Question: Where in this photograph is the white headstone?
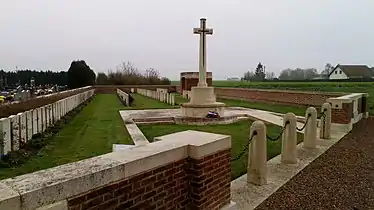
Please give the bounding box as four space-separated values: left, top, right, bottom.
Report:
32 109 38 135
37 108 43 133
9 115 20 151
0 118 11 156
18 113 27 143
26 111 33 141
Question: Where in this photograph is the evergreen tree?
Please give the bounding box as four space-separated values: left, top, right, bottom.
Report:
254 62 265 81
67 60 96 89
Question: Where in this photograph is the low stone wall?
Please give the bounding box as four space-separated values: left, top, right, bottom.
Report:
214 87 344 107
137 88 175 105
327 93 369 132
0 88 95 156
95 85 176 94
0 86 93 118
0 130 232 210
116 89 129 106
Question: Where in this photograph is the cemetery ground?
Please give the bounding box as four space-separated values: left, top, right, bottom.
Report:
139 121 303 179
0 93 170 179
174 94 306 116
0 92 305 180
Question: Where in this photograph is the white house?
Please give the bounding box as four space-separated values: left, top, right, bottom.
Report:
328 64 373 80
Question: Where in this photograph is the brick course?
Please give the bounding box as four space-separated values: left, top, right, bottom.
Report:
214 88 343 107
67 149 231 210
331 102 353 124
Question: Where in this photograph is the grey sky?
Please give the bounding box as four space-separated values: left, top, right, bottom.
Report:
1 0 373 80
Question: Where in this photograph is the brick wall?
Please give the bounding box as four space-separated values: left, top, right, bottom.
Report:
214 88 344 107
331 102 353 124
181 78 213 92
67 159 189 210
188 149 231 209
66 149 231 210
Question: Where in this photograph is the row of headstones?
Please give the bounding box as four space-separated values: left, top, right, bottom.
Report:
116 89 129 106
247 102 332 186
182 90 192 99
137 88 176 105
0 88 95 156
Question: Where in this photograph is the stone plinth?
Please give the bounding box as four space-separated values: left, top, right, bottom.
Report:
181 86 226 118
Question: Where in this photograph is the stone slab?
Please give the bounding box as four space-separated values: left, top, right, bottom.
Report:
112 144 135 152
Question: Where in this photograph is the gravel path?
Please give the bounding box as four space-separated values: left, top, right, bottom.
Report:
255 117 374 210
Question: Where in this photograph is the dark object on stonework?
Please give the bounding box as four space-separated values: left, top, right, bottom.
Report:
206 111 219 118
128 94 134 106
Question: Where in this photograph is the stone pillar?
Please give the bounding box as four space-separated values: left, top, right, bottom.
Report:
9 115 20 151
32 109 38 135
247 120 267 185
26 111 33 141
281 113 297 164
0 118 11 156
319 103 331 139
18 113 27 143
303 107 317 149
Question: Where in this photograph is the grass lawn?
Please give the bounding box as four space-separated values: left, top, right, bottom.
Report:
129 94 173 109
0 94 134 179
139 120 303 180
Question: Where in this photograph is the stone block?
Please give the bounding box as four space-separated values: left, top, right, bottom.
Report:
26 111 33 141
0 118 12 156
18 113 27 143
9 115 20 151
32 109 38 135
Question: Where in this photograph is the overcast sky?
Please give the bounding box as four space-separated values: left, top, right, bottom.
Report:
1 1 373 80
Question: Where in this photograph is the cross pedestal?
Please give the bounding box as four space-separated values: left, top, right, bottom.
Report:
181 18 226 118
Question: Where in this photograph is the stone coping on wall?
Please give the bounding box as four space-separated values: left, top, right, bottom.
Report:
327 92 368 104
0 130 231 210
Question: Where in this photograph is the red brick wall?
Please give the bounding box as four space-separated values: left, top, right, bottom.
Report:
67 149 231 210
215 88 343 107
331 103 353 124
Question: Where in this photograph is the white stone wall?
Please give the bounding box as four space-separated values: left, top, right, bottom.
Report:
116 89 129 106
137 88 175 106
0 87 95 156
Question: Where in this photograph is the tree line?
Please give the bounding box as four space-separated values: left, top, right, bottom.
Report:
242 63 340 81
0 60 170 89
96 61 170 85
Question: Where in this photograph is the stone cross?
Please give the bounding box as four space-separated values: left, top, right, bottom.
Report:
193 18 213 87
